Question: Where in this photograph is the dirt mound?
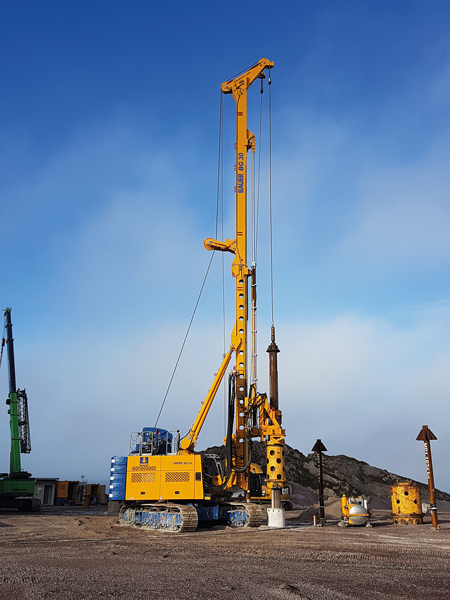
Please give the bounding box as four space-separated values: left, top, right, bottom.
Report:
280 444 450 503
298 497 344 523
202 442 450 508
289 482 318 508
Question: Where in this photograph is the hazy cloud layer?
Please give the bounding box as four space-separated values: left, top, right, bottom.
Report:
2 309 448 491
2 106 449 491
342 139 450 266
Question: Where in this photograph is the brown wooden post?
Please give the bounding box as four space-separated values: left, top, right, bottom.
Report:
416 425 438 528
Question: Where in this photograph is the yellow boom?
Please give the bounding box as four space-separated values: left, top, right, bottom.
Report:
182 58 285 497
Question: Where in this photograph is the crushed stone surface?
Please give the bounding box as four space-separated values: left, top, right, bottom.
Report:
0 507 449 599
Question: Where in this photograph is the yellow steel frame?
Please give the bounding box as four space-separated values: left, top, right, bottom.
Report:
178 58 285 494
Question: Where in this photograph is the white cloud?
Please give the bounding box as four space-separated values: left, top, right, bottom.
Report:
1 308 449 494
0 321 229 483
277 311 450 491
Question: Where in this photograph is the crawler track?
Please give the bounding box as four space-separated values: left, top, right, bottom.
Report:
119 501 262 531
176 504 199 532
119 503 199 533
223 502 263 527
243 502 263 527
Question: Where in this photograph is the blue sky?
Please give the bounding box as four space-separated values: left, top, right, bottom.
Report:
1 1 450 492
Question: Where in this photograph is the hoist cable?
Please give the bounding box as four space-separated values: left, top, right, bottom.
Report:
251 141 255 265
251 142 257 389
205 372 234 491
268 67 275 325
218 90 227 435
155 92 225 428
224 60 260 88
219 92 226 356
255 78 263 263
222 249 227 437
154 251 215 428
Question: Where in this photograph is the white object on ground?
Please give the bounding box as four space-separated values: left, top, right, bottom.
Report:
267 508 285 528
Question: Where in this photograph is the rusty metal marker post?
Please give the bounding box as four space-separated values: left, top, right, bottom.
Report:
312 439 327 526
416 425 438 528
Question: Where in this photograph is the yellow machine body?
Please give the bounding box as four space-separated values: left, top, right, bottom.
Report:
117 59 284 532
125 454 204 502
249 463 292 506
391 480 423 525
340 495 370 526
341 495 349 520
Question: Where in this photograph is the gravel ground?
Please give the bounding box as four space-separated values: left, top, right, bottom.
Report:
1 506 449 600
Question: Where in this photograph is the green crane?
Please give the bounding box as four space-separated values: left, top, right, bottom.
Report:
0 308 39 511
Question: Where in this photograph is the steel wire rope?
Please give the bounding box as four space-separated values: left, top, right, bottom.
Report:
154 90 225 430
154 251 215 429
268 67 275 325
218 92 228 437
255 76 264 263
215 92 223 240
205 371 234 491
214 89 227 436
220 100 226 358
223 60 260 88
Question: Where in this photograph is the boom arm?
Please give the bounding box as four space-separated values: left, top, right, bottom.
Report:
179 350 233 454
221 58 274 96
4 308 22 474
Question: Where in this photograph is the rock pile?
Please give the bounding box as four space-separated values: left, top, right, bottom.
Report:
202 441 450 510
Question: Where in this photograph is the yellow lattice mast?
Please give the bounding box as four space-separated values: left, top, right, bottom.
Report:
180 58 285 509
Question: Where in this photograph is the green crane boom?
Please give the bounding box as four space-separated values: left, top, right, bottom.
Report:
5 308 22 473
0 308 37 511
